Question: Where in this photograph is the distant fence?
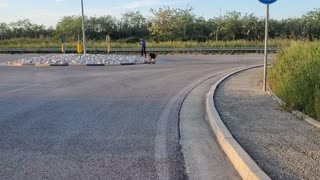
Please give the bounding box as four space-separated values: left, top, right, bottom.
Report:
0 47 279 54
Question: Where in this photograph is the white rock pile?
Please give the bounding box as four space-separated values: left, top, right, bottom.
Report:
10 54 147 65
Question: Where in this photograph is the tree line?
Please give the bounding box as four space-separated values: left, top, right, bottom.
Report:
1 7 320 42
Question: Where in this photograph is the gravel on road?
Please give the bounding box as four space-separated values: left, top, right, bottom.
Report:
215 68 320 180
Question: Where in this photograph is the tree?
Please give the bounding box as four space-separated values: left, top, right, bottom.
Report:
302 9 320 40
148 7 177 41
209 17 223 41
241 14 263 40
55 16 82 40
86 15 117 40
191 17 213 41
120 11 149 39
0 23 11 39
148 7 195 41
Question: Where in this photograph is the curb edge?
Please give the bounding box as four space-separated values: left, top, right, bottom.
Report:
267 85 320 129
7 62 147 67
206 65 271 180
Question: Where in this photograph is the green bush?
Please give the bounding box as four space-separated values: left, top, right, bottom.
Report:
269 42 320 120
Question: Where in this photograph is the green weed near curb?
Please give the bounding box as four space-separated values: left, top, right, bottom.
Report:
269 42 320 120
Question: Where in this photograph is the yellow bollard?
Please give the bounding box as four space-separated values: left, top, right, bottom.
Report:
107 43 111 54
61 44 65 53
77 43 83 54
61 35 66 54
106 35 111 54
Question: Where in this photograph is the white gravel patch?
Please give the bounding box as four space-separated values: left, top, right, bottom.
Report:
10 54 147 65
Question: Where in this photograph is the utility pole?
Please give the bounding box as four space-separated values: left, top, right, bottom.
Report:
81 0 87 55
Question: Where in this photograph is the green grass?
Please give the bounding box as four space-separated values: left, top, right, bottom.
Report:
269 41 320 120
0 38 293 49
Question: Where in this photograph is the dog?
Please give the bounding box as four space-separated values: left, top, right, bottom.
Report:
146 53 157 64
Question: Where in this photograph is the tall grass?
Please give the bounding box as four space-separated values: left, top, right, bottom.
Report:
0 38 292 49
269 42 320 120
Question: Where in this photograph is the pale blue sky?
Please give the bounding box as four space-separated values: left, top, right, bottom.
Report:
0 0 319 27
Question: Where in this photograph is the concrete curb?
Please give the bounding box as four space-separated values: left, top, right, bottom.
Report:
266 87 286 107
292 111 320 128
50 64 69 66
7 62 146 67
206 65 271 180
34 64 50 67
86 64 105 66
120 62 136 65
11 63 35 66
68 64 87 66
267 86 320 129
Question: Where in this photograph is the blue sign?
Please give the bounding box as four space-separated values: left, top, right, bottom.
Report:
259 0 277 4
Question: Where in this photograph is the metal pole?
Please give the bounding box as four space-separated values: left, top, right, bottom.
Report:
81 0 87 55
263 4 269 91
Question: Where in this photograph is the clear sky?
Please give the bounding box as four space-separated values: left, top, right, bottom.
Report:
0 0 319 27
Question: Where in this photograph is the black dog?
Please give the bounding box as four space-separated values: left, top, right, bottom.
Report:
146 53 157 64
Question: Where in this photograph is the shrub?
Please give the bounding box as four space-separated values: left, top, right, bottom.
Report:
269 42 320 120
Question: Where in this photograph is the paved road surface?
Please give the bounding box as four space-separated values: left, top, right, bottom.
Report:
0 54 261 179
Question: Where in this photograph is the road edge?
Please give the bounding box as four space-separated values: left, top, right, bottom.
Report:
206 65 271 180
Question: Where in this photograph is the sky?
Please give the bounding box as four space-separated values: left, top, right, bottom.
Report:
0 0 319 27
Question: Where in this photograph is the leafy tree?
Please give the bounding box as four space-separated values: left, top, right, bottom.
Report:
148 7 178 41
148 7 195 41
86 15 117 40
55 16 82 40
191 17 213 41
241 14 263 40
120 11 149 38
0 23 11 39
303 9 320 40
